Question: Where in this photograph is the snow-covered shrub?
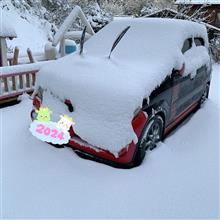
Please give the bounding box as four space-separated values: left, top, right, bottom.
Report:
122 0 146 16
42 0 71 26
101 0 124 16
11 0 45 19
83 2 112 32
210 36 220 63
141 0 174 17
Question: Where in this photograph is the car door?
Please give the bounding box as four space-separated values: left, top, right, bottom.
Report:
191 65 207 103
170 72 194 121
190 38 208 103
169 38 195 121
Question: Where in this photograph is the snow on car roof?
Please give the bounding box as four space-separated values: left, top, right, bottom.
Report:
0 9 17 38
37 18 209 153
85 18 208 60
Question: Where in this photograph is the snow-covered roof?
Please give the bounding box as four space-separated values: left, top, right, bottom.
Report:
144 8 220 32
37 18 209 153
175 0 220 4
0 9 17 38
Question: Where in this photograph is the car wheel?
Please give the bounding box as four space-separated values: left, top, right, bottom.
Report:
199 84 210 107
133 115 164 167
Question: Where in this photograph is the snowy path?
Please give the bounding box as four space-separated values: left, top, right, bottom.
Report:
1 64 219 219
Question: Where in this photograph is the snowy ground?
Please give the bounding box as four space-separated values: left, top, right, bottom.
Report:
1 64 219 219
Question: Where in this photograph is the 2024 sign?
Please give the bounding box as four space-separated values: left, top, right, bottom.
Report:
30 107 75 145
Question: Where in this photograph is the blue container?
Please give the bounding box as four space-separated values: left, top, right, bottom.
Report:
65 45 77 54
64 40 77 55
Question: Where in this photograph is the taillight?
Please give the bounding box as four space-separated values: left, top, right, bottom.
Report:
33 86 43 109
33 97 41 109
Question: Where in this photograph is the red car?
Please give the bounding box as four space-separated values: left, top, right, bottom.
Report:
31 18 211 168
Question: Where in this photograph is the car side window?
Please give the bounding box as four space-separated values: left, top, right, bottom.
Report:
181 38 192 54
194 37 205 46
171 69 189 85
196 65 206 75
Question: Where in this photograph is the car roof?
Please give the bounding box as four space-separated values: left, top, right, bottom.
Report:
85 18 208 61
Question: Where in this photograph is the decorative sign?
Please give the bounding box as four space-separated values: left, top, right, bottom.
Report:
30 107 75 145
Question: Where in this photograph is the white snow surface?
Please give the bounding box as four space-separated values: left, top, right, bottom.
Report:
0 60 51 75
184 45 210 77
37 18 209 153
0 9 17 38
1 64 219 219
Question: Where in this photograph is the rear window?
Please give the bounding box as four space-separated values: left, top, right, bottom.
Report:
194 37 205 46
182 38 192 53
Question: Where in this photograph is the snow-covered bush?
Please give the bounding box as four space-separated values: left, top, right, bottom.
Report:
141 0 174 17
42 0 112 32
42 0 71 26
11 0 45 19
83 2 112 32
210 36 220 63
122 0 146 16
101 0 124 16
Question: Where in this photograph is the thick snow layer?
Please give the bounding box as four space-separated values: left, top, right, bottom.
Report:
0 61 50 75
37 18 209 153
184 45 210 77
1 64 219 219
0 9 17 38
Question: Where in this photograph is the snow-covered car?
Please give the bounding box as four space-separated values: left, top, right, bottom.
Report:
31 18 212 168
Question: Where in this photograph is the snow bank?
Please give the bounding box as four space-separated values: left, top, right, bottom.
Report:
0 9 17 38
37 18 209 153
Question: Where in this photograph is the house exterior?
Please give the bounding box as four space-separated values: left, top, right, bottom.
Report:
175 0 220 29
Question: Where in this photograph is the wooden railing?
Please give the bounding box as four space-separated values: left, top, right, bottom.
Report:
0 70 37 102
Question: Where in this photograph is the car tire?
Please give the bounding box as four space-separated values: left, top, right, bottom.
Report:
199 83 210 107
133 115 164 167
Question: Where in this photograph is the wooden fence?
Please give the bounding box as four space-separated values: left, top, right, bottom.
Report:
0 70 38 104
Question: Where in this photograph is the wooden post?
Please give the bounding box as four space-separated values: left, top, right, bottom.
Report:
60 38 65 57
27 48 35 63
12 46 19 65
26 74 30 88
0 78 2 95
12 75 16 91
31 72 36 86
3 77 9 93
19 74 23 89
0 38 8 66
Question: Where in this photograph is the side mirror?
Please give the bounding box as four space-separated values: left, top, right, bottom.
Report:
172 63 185 78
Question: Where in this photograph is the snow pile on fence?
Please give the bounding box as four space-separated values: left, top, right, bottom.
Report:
37 18 209 153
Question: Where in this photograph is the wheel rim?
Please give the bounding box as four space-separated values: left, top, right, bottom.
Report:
147 122 161 149
140 119 162 150
200 86 208 104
